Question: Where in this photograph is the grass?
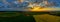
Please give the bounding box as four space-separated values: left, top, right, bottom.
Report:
0 12 60 22
0 12 35 22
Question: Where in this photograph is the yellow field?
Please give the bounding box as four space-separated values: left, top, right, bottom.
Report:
33 14 60 22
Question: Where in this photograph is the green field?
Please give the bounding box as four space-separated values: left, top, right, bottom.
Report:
0 12 60 22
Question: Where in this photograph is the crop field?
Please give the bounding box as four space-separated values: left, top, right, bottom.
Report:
0 12 60 22
33 14 60 22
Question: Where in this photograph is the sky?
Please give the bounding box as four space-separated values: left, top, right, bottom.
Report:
0 0 60 11
0 0 60 6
